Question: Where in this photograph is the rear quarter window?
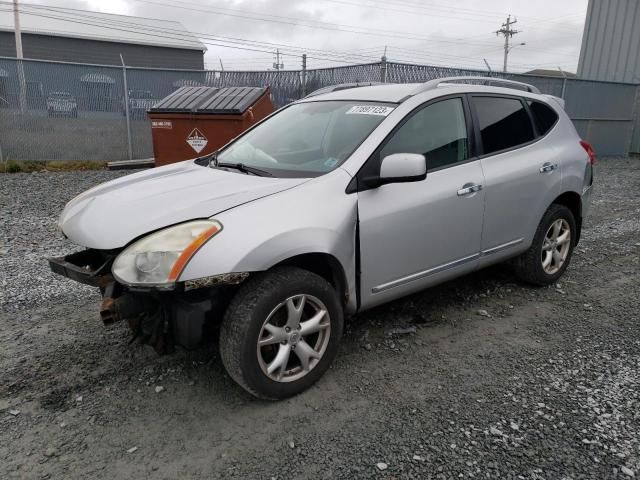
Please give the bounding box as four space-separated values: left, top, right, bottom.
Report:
527 100 559 136
472 96 535 155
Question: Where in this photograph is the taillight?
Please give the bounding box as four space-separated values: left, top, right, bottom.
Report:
580 140 596 165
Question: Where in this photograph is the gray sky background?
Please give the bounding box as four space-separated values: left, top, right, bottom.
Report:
18 0 589 72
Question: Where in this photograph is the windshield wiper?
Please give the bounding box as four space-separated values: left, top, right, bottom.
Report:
215 162 273 177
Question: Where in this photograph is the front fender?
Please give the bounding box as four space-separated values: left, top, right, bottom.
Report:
179 169 359 311
233 228 350 272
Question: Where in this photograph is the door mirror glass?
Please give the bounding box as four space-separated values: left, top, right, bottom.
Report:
376 153 427 185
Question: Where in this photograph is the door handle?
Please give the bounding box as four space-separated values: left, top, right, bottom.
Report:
457 183 483 196
540 162 558 173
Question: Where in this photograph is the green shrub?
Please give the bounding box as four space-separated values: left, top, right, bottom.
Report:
2 160 23 173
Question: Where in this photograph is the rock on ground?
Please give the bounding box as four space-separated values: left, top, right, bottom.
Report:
1 157 639 479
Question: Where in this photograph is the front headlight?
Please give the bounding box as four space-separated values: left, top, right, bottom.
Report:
112 220 222 287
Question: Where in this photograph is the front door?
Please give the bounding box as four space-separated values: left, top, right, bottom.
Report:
357 97 486 309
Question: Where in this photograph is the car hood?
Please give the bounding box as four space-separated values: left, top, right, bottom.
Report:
59 160 307 249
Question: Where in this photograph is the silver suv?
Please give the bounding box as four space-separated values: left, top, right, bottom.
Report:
50 77 595 399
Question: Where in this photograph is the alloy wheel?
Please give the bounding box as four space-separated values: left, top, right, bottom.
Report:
256 294 331 383
541 218 571 275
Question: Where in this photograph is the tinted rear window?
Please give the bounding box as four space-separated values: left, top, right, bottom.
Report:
528 100 559 136
473 96 535 155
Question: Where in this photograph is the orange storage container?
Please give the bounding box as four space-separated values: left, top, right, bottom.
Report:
148 86 274 167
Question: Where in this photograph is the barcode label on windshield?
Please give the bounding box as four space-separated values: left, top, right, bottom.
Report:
346 105 394 116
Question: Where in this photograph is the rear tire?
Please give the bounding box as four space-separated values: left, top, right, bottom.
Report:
512 204 576 286
219 267 343 400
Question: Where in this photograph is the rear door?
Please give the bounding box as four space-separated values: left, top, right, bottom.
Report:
470 95 563 264
357 96 486 309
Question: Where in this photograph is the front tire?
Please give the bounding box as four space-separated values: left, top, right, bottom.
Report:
512 203 576 286
219 267 344 400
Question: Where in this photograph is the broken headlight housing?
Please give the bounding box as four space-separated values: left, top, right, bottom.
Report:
112 220 222 288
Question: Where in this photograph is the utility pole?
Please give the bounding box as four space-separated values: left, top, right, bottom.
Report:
272 49 284 71
13 0 26 112
496 15 519 73
12 0 23 60
301 53 307 97
219 58 225 86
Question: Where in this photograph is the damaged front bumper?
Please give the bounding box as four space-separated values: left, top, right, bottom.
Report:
48 249 114 288
48 249 248 354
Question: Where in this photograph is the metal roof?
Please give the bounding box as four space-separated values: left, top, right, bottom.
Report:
0 6 206 52
150 86 269 114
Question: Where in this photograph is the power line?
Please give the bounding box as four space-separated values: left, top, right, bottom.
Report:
9 1 583 63
129 0 503 47
7 3 510 68
5 3 371 61
129 0 584 60
307 0 503 24
2 1 582 71
0 4 382 65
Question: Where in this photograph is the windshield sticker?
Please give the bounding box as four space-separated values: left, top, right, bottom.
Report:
324 157 338 168
346 105 394 116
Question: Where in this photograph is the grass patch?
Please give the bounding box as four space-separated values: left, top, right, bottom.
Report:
0 160 106 173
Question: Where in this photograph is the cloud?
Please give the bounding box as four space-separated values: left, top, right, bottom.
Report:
20 0 588 73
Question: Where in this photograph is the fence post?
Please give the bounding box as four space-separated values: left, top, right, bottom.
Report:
627 84 640 154
557 67 568 99
120 54 133 161
16 59 27 113
380 55 388 83
301 53 307 97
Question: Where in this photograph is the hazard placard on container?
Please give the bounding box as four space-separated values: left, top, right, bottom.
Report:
187 128 208 153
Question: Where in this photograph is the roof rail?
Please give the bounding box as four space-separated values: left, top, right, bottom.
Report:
410 76 540 96
304 82 384 98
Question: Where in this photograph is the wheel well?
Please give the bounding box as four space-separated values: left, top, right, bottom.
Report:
274 253 348 305
552 191 582 243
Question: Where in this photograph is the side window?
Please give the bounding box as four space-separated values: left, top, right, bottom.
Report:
380 98 469 170
527 100 559 136
473 96 535 155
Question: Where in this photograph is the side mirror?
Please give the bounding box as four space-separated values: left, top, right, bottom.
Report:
363 153 427 188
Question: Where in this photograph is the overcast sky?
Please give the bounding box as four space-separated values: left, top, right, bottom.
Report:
16 0 589 73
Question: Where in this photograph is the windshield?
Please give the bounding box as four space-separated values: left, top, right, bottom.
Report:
215 100 395 177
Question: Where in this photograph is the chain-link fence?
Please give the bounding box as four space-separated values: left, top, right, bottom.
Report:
0 56 638 161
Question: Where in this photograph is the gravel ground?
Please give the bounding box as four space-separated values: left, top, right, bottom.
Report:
1 158 639 479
